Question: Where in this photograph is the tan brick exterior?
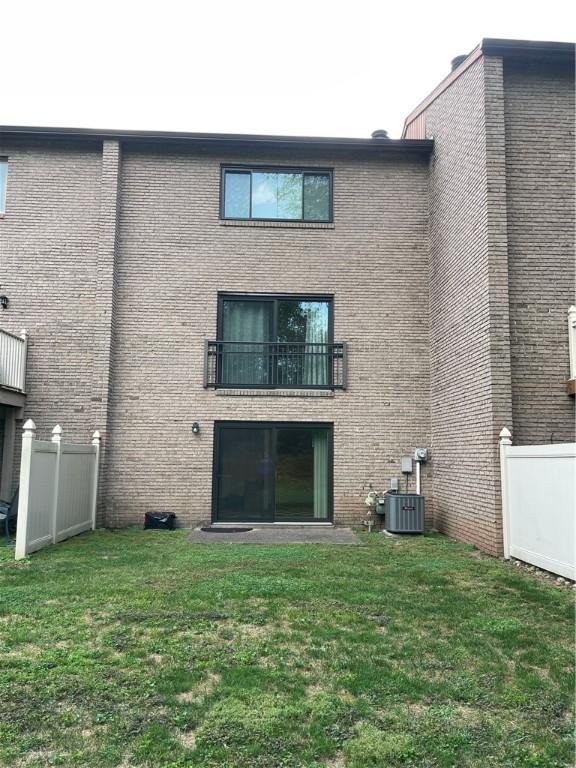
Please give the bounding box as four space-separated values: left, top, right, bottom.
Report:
405 51 575 554
103 147 432 528
1 42 573 553
0 139 102 445
0 142 432 529
419 56 513 555
503 58 576 444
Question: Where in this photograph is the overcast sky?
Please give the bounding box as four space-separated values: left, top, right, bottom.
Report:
2 0 574 138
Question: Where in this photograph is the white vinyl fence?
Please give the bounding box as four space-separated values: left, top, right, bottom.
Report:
15 420 101 559
499 428 576 579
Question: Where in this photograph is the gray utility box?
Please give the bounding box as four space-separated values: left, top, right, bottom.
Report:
375 493 425 533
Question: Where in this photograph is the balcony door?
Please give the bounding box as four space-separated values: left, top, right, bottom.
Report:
213 423 332 523
219 294 332 388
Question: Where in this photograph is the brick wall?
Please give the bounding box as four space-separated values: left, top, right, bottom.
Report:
0 139 103 448
503 58 576 444
2 54 572 544
421 56 512 555
0 139 432 529
408 51 574 554
102 147 432 528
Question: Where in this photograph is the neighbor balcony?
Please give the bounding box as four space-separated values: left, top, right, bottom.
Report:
0 328 27 393
0 328 28 408
203 340 347 390
568 305 576 396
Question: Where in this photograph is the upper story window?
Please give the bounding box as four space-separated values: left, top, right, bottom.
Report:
0 159 7 214
221 166 333 222
204 293 347 390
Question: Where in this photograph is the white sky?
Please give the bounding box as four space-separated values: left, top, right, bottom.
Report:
2 0 574 138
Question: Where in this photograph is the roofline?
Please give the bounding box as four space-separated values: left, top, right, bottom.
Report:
481 38 575 58
402 37 575 137
0 125 434 154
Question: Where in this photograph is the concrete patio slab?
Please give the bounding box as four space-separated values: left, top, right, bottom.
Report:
187 526 362 545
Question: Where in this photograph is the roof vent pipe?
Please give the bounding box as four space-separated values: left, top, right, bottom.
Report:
451 55 467 71
371 129 389 139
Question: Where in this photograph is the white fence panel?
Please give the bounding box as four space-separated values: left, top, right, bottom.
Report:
25 441 57 554
56 445 97 542
15 422 100 559
500 428 576 579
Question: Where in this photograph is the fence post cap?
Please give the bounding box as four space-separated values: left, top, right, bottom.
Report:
92 430 101 444
51 424 63 442
499 427 512 442
569 305 576 314
22 419 36 433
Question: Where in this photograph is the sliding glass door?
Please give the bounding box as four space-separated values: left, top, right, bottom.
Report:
215 426 275 522
219 295 332 388
214 423 332 523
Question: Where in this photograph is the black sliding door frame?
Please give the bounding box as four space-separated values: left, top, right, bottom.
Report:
212 421 334 523
217 293 334 346
216 293 335 390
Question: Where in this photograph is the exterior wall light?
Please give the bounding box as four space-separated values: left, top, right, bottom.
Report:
0 295 8 309
191 422 200 435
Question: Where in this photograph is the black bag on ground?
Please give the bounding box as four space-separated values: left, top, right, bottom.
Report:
144 512 176 530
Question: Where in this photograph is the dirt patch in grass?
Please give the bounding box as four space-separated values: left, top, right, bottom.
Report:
323 752 345 767
305 683 326 697
176 672 221 703
17 750 51 767
177 730 196 749
6 643 42 657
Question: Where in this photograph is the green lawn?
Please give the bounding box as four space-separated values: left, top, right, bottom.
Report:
0 531 573 768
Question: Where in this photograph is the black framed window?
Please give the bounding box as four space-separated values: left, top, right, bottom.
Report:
219 294 333 345
217 293 333 388
221 166 332 222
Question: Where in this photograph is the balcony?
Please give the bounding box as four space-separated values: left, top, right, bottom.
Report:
568 305 576 396
204 340 347 390
0 328 27 393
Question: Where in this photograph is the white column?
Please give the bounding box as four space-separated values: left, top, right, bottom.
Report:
19 329 28 392
499 427 513 559
90 431 101 530
51 425 62 544
568 306 576 381
14 419 36 560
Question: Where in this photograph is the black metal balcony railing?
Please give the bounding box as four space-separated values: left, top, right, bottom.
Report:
204 341 347 390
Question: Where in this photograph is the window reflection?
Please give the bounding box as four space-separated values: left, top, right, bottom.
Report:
252 172 302 219
223 168 331 222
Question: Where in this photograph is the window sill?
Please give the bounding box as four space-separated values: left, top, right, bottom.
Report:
214 389 336 398
219 219 334 230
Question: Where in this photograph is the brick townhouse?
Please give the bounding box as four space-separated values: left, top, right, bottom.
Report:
0 38 574 554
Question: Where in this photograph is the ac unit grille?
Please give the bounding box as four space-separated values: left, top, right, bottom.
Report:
383 493 425 533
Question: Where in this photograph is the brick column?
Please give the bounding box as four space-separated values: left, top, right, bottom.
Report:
92 140 121 524
484 56 514 554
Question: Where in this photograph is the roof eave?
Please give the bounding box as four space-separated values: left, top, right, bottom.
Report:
402 37 575 138
481 38 575 58
0 126 434 154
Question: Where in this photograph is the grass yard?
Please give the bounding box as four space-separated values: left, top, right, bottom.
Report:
0 530 574 768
